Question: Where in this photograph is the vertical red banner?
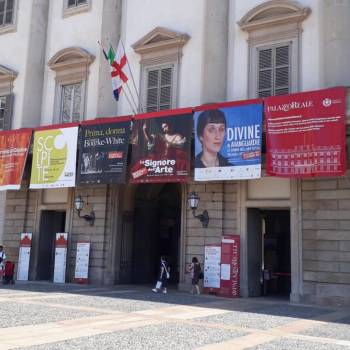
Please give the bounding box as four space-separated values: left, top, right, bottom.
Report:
219 235 240 298
265 87 346 177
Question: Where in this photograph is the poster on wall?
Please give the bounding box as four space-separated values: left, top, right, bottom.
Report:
129 108 193 183
53 233 68 284
29 124 79 189
265 87 347 177
77 117 131 185
194 100 263 181
0 129 32 190
219 235 240 298
74 241 90 283
203 245 221 290
17 233 32 281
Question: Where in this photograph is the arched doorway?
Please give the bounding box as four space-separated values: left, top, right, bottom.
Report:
119 183 182 285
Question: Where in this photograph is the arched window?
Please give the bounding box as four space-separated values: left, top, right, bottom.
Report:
238 0 310 98
48 47 94 123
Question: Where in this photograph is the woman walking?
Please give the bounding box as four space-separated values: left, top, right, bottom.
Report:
188 257 202 294
152 256 170 294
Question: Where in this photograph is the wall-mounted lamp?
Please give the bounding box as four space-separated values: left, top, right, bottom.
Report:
74 195 95 226
187 191 209 228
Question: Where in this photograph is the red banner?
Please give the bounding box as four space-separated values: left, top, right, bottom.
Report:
219 235 240 298
265 87 346 177
129 108 192 183
0 129 32 190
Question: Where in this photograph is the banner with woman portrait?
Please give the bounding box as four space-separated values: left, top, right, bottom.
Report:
77 116 131 184
194 100 263 181
129 108 192 183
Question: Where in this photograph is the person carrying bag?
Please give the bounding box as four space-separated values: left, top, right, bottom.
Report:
152 256 170 294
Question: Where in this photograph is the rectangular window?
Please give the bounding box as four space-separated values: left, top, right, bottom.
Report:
257 43 290 98
60 83 82 123
0 0 14 27
0 94 12 130
67 0 87 7
146 66 173 112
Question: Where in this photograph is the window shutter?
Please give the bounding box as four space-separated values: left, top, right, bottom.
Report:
257 44 290 98
159 67 172 110
3 94 13 131
146 66 173 112
258 48 273 98
274 45 290 96
146 69 159 112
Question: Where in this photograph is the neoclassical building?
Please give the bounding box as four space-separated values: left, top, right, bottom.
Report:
0 0 349 306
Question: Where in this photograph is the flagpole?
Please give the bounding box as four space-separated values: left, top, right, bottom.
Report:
120 39 144 112
98 41 137 115
108 40 139 114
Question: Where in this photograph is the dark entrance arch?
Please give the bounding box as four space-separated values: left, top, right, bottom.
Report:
119 183 182 285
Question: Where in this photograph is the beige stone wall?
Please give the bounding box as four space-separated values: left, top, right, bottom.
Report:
301 170 350 305
185 181 238 267
3 186 38 262
70 185 113 284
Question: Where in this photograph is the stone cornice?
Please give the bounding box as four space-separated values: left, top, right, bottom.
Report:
238 0 311 32
132 27 190 55
0 65 17 85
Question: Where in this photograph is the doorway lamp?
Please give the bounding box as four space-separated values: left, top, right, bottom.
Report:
187 191 209 228
74 195 95 226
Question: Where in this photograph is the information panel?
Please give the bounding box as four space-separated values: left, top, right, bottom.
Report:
53 233 68 284
17 233 32 281
74 241 90 283
203 245 221 291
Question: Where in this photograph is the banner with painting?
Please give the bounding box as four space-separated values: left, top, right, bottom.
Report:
265 87 346 177
129 108 192 183
77 117 131 184
29 124 78 189
194 100 263 181
0 129 32 190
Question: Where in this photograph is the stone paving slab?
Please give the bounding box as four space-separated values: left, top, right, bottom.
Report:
245 337 350 350
299 316 350 342
16 322 248 350
0 302 102 328
34 292 218 313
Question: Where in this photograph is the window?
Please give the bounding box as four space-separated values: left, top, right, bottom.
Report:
132 27 189 113
48 47 95 124
60 83 82 123
0 0 14 27
257 43 290 98
63 0 90 17
67 0 87 7
238 1 310 98
0 94 13 130
146 66 173 112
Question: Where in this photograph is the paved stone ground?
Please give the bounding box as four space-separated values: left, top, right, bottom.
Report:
0 282 348 349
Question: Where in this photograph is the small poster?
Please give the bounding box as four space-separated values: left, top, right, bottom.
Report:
204 245 221 289
129 108 192 183
74 242 90 283
30 125 78 189
77 117 131 184
194 100 263 181
53 233 68 284
17 233 32 281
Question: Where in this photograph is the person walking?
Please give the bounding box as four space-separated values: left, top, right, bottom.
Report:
0 245 6 282
188 257 202 294
152 256 170 294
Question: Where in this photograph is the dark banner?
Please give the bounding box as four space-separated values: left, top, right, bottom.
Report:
265 87 346 177
77 117 131 184
129 108 192 183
